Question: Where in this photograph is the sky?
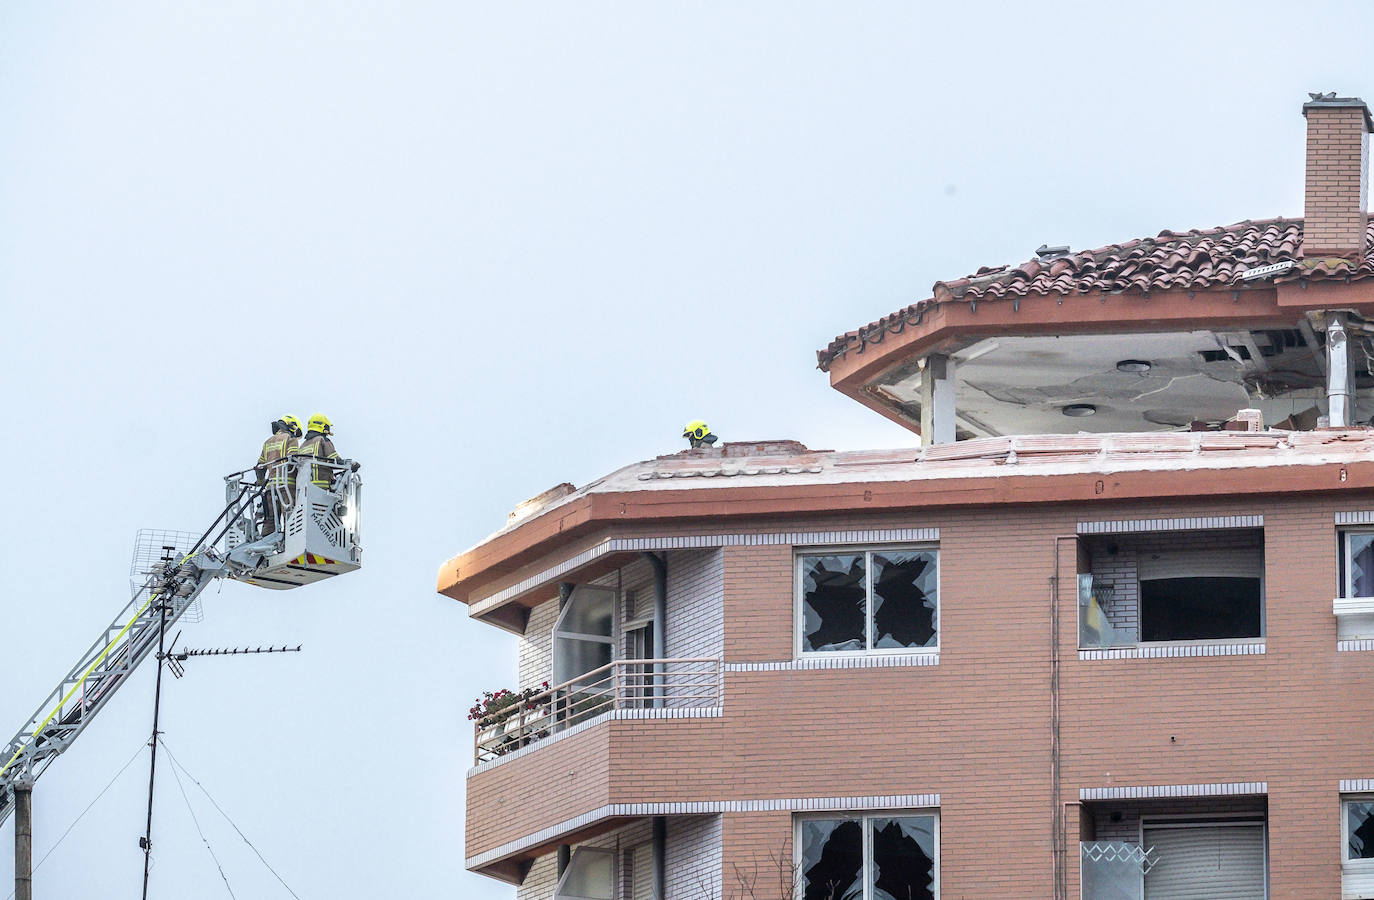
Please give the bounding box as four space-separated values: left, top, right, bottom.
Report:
1 2 1373 897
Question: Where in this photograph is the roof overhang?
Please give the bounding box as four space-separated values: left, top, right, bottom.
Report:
823 281 1374 436
439 438 1374 623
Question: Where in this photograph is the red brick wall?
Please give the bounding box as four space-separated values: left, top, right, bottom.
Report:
1304 104 1369 259
466 489 1374 898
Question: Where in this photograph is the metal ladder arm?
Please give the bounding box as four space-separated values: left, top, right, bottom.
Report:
0 486 263 826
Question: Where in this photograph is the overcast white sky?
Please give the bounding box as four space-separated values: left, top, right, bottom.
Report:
2 2 1373 897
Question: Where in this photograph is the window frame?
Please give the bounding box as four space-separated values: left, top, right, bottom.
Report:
552 584 619 686
1343 796 1374 869
1340 529 1374 599
1078 530 1268 649
554 846 617 900
794 544 940 659
794 809 940 900
1137 574 1266 643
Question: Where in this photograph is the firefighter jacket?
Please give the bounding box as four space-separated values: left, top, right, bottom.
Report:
256 432 299 486
291 433 340 488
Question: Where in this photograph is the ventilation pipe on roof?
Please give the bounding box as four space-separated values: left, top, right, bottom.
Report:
1302 93 1372 261
1327 313 1355 427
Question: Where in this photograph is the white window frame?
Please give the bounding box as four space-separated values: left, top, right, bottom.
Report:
794 810 940 900
1340 530 1374 599
794 544 940 658
1343 796 1374 870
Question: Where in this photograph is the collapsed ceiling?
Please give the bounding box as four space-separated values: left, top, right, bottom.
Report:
868 325 1374 437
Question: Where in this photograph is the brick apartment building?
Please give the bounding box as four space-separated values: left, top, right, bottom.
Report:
441 94 1374 899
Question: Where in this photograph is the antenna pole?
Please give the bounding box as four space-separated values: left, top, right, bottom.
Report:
14 779 32 900
139 582 171 899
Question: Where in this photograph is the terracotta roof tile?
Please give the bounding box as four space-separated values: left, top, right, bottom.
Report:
819 217 1374 369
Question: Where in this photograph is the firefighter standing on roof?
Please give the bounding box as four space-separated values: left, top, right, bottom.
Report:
683 419 718 449
256 415 302 535
291 414 341 489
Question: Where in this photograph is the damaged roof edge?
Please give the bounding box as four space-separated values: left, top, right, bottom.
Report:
438 430 1374 609
818 217 1374 371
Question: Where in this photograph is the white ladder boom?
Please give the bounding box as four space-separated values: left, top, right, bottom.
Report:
0 458 363 825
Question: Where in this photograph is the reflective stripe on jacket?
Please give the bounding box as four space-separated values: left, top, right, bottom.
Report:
290 433 340 487
256 433 299 486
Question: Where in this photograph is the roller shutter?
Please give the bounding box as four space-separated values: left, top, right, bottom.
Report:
1143 824 1265 900
1137 548 1262 581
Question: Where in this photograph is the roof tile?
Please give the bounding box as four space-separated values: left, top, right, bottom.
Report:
820 217 1374 368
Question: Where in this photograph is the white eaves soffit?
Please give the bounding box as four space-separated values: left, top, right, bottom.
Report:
869 328 1373 437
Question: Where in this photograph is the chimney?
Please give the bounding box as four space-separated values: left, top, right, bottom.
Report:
1302 92 1372 261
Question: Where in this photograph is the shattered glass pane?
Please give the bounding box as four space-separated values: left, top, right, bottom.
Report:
871 551 938 649
869 816 936 900
800 818 863 900
1079 574 1118 649
1349 801 1374 859
801 555 867 652
1352 534 1374 598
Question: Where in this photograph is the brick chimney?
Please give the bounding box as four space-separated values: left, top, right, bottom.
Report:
1302 92 1372 260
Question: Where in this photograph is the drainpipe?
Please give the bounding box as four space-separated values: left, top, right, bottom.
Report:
557 843 570 877
652 815 667 900
1051 535 1078 900
643 553 667 709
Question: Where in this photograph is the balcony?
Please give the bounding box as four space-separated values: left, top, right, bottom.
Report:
472 657 722 765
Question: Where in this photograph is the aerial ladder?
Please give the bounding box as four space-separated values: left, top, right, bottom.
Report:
0 456 363 826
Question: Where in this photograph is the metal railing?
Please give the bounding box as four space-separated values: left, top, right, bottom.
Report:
473 657 722 764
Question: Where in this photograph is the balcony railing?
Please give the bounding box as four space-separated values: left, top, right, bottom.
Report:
473 657 722 764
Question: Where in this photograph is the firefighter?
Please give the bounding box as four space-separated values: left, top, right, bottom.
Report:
256 415 302 535
682 419 718 449
290 413 342 489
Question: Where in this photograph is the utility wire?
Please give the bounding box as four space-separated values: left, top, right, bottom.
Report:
4 740 147 900
157 738 302 899
165 750 236 898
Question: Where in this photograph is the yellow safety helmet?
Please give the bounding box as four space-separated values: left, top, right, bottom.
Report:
280 415 303 437
683 420 711 441
307 413 333 436
682 419 717 448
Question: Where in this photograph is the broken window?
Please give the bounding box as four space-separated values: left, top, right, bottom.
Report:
799 814 937 900
1344 800 1374 900
1081 532 1264 646
800 818 862 900
1348 801 1374 860
799 549 938 654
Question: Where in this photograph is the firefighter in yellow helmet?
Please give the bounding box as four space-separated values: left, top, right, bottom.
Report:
682 419 718 449
290 413 342 489
256 415 302 535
